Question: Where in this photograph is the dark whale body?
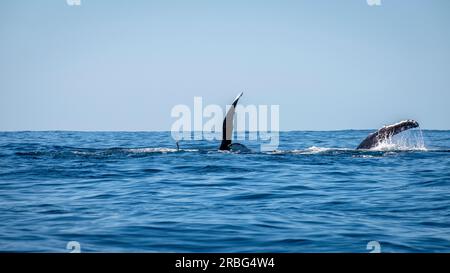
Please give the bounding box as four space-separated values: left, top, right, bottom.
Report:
356 120 419 150
219 92 248 151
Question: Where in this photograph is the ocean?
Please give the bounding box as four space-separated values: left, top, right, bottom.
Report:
0 130 449 252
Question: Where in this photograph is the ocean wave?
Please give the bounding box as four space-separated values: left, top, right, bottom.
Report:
122 148 198 153
2 131 450 252
264 145 435 156
16 147 199 158
267 146 350 155
14 142 446 160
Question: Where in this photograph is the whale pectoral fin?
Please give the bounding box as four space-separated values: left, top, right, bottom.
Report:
219 92 243 150
356 120 419 150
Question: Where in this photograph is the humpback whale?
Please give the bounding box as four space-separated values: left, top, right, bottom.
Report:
356 120 419 149
219 92 250 152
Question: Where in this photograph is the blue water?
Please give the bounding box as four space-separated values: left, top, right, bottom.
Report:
0 130 449 253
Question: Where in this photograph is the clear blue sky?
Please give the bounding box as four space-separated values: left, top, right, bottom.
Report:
1 0 449 131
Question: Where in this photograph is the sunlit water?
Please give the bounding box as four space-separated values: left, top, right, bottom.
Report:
0 130 449 252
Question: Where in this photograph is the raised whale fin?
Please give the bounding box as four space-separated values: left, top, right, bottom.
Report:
356 119 420 150
219 92 243 150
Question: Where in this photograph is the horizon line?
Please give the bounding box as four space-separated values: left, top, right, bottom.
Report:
0 128 448 133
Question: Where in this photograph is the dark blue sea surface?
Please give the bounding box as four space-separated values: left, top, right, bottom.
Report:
0 130 449 252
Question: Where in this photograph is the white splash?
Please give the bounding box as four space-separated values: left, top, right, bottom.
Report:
268 146 337 155
372 128 427 151
303 146 332 154
125 148 198 153
72 151 91 155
